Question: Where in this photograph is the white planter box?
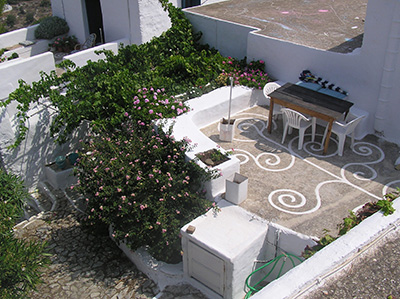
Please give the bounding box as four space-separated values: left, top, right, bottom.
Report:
44 161 77 190
202 156 240 200
219 118 236 142
225 172 248 205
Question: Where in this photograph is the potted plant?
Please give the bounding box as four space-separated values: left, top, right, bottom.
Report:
195 148 231 167
220 77 236 142
49 35 78 53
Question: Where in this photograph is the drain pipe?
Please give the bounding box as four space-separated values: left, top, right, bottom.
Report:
374 0 400 134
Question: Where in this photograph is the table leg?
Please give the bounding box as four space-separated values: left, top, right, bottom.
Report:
267 99 274 133
323 120 333 154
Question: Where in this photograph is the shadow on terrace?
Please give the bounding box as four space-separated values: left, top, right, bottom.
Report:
202 105 400 238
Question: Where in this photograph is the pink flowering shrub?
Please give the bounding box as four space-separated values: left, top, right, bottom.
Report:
216 57 271 89
126 87 188 125
74 122 217 263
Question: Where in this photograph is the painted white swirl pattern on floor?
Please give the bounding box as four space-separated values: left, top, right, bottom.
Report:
216 110 399 215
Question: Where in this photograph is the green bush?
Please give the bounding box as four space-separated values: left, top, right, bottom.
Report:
5 14 16 27
0 169 50 298
25 12 34 24
39 0 50 7
34 16 69 39
74 123 217 263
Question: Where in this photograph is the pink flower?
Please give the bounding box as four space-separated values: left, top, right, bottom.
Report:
117 188 122 192
149 109 154 114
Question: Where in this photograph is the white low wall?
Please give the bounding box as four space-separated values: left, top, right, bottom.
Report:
0 52 55 100
62 38 129 68
168 86 265 198
0 24 38 48
252 197 400 299
2 39 50 59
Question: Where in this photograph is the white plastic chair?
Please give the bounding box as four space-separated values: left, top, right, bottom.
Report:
263 81 284 119
321 115 365 156
281 108 316 150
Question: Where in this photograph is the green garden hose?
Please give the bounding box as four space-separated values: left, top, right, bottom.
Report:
244 252 303 298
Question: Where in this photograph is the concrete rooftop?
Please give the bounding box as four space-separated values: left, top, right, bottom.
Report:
187 0 367 53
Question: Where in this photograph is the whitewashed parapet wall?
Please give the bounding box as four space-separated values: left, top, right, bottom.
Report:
62 38 129 68
183 10 258 60
0 52 55 100
0 98 84 189
0 24 38 48
184 0 400 146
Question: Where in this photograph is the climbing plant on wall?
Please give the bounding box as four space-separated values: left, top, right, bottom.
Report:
1 0 270 148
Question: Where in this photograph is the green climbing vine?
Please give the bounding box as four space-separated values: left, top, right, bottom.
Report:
1 0 270 149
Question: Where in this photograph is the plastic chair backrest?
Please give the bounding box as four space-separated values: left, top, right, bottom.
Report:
336 115 365 135
263 82 282 98
281 108 310 128
82 33 97 50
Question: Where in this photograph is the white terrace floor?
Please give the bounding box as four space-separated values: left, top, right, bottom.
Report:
201 105 400 238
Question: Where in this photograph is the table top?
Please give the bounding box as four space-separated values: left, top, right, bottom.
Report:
269 83 354 119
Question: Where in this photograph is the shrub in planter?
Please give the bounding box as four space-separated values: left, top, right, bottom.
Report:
74 122 218 263
0 52 19 63
49 35 78 53
216 57 271 89
0 169 50 298
34 16 69 39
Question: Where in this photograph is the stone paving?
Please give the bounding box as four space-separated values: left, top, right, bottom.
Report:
14 189 207 299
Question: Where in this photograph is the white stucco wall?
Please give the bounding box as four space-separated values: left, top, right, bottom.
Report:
62 38 129 67
51 0 172 45
364 0 400 145
0 52 55 100
185 0 400 146
51 0 88 43
184 11 258 59
137 0 171 44
0 99 83 189
99 0 131 43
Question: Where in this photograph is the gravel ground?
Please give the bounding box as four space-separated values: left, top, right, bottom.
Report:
303 228 400 299
14 195 159 299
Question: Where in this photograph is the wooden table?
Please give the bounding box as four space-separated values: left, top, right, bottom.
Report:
267 83 354 154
